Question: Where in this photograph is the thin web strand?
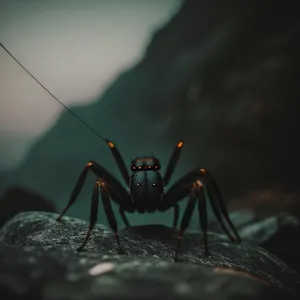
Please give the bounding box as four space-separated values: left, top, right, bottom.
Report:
0 42 107 143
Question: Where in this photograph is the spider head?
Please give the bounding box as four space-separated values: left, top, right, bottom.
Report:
131 157 161 172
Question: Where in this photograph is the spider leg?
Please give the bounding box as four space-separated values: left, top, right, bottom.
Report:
105 139 130 185
162 167 240 242
119 207 130 227
172 181 209 261
77 178 122 251
205 184 239 242
196 182 208 255
164 141 184 185
173 204 179 229
174 192 197 261
203 171 241 243
56 163 90 221
77 179 100 251
100 180 122 250
160 168 240 259
57 161 134 222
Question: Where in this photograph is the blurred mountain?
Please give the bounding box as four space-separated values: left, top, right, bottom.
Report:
1 0 300 225
0 132 35 171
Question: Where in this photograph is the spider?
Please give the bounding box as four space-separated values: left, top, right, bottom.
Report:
0 42 240 260
57 139 241 261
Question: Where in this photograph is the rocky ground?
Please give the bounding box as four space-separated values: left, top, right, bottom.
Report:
0 211 299 300
0 186 56 227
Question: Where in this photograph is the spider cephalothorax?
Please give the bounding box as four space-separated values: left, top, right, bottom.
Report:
130 157 164 213
57 140 241 261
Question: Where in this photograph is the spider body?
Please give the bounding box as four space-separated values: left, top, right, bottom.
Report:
57 140 241 261
129 158 164 212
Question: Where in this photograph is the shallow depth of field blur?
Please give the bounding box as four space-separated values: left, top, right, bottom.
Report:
1 0 300 229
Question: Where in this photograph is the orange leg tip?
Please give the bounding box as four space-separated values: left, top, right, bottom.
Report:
108 141 115 148
177 141 183 148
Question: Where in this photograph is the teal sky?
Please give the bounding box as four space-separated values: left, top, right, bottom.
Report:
0 0 182 171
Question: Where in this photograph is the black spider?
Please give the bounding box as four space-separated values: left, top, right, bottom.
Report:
57 140 241 261
0 42 240 260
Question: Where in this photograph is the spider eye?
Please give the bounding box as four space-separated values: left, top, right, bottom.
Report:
148 165 151 169
154 165 158 169
138 166 142 169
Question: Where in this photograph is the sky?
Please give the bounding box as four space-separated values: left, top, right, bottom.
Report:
0 0 182 171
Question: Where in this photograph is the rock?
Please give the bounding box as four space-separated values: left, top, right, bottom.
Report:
0 185 56 228
210 211 300 273
238 213 300 272
209 209 258 233
229 189 300 219
238 213 299 244
0 211 299 300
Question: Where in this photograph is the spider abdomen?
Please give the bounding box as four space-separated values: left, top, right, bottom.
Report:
129 170 164 212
